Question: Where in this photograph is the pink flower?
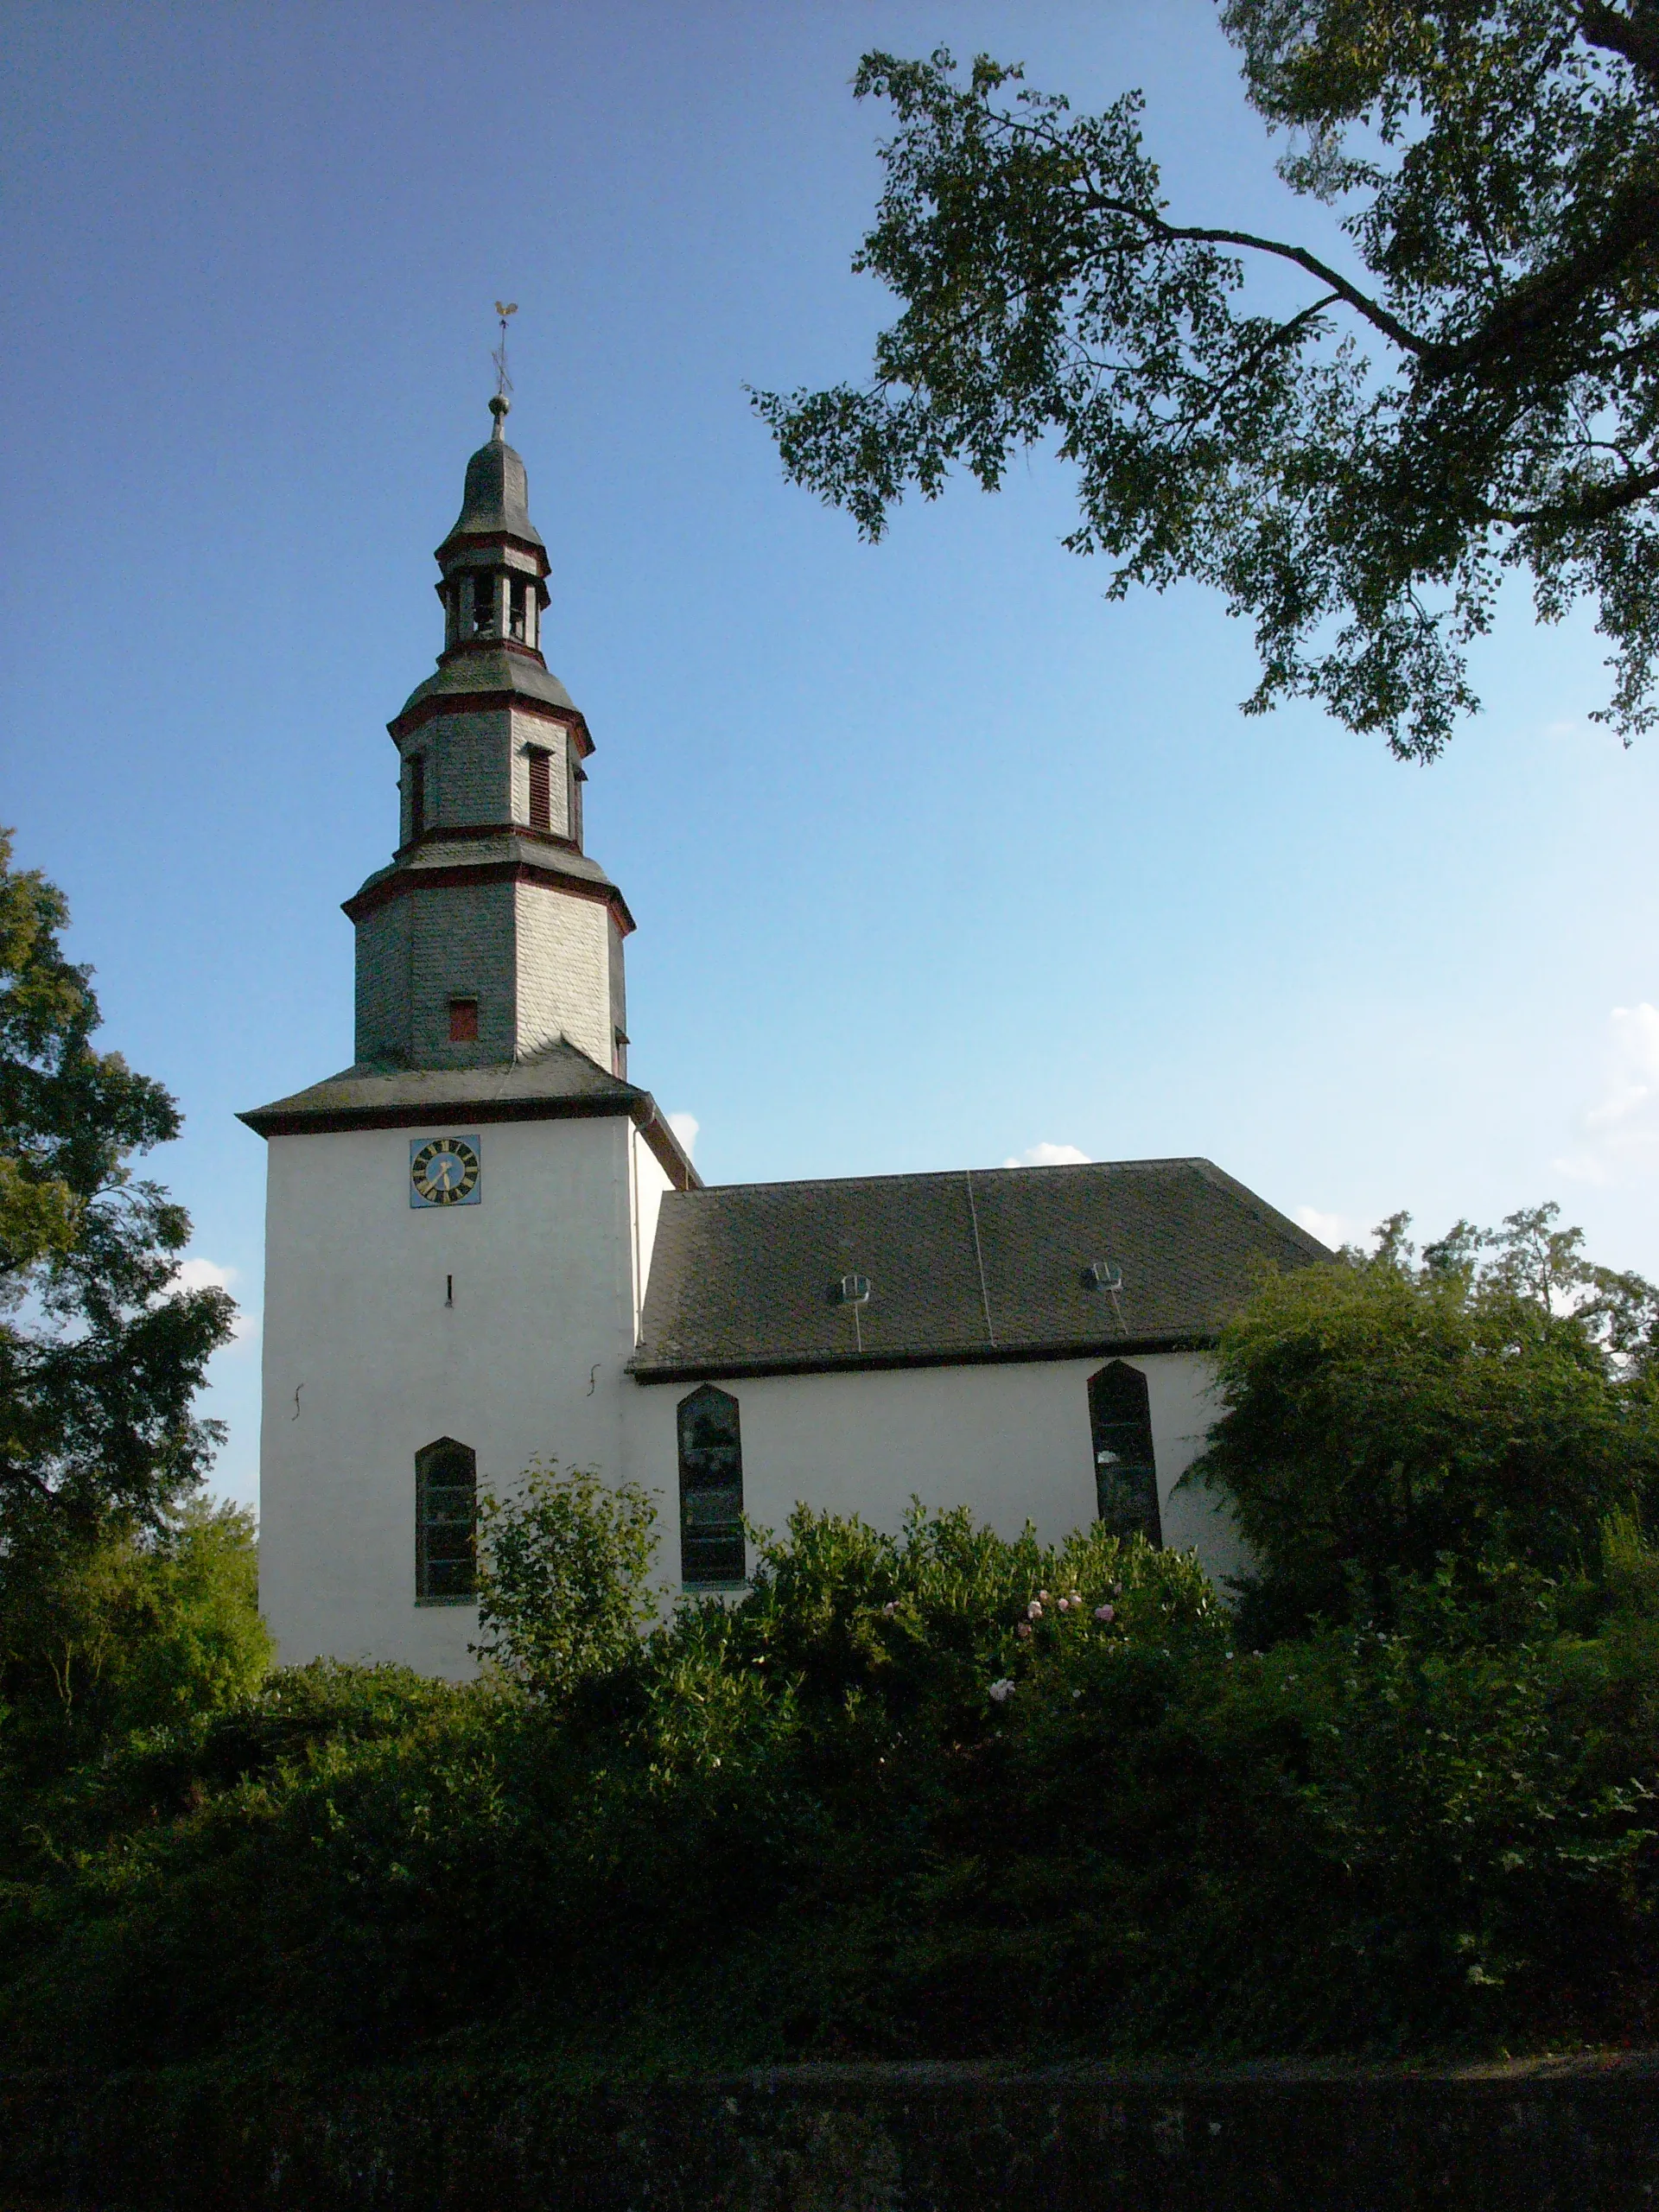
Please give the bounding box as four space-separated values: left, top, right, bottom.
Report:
1095 1604 1116 1624
988 1678 1015 1704
1057 1597 1071 1612
1016 1621 1033 1640
1038 1590 1050 1604
1027 1599 1043 1620
880 1600 898 1617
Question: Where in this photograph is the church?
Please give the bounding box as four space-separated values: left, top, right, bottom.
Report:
242 399 1327 1677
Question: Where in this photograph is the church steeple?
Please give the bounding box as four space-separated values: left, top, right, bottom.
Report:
434 395 548 655
343 405 632 1077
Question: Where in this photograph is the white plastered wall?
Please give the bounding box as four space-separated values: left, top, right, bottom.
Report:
622 1351 1248 1594
258 1113 645 1676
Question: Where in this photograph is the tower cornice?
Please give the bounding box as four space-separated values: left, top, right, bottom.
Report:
342 849 636 938
436 528 550 576
388 688 594 756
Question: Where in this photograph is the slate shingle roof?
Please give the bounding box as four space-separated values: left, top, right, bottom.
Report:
238 1042 698 1189
632 1157 1330 1381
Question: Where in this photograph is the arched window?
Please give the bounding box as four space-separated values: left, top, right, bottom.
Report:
416 1436 477 1602
677 1383 746 1587
1087 1362 1162 1547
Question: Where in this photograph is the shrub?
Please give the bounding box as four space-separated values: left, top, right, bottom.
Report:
473 1461 661 1700
1186 1207 1659 1636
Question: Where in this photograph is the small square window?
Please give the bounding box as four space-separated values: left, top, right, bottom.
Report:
448 998 480 1043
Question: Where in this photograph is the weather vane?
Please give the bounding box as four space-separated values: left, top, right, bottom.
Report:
492 302 518 403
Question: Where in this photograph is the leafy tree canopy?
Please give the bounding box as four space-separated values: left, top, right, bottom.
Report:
0 830 233 1534
1189 1200 1659 1635
754 3 1659 759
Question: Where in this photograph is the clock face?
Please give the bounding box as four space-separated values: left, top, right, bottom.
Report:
410 1135 481 1208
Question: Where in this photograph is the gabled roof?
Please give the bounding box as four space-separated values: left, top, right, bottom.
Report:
238 1041 698 1189
632 1157 1328 1381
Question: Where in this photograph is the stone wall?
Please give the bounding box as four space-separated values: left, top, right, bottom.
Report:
3 2056 1657 2210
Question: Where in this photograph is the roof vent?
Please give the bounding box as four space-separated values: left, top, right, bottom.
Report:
1084 1260 1123 1293
835 1273 873 1306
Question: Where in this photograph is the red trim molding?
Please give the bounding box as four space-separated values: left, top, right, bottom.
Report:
435 530 550 576
341 856 636 938
388 690 594 756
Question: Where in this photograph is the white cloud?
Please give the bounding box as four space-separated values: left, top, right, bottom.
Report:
1556 1003 1659 1185
1001 1142 1091 1169
667 1112 699 1161
170 1256 257 1348
1294 1205 1368 1251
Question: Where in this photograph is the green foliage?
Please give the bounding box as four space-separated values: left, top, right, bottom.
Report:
4 1491 1657 2071
753 8 1659 758
473 1461 661 1699
1187 1204 1659 1636
0 828 235 1533
0 1502 271 1787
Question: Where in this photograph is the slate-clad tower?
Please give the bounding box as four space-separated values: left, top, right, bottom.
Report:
348 395 632 1077
242 405 694 1678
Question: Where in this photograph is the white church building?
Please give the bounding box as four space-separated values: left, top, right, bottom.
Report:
243 400 1327 1676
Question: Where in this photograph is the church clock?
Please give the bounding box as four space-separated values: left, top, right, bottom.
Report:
410 1135 482 1208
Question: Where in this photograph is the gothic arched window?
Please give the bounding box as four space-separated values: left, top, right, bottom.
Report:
677 1383 746 1588
1087 1362 1162 1548
416 1436 477 1603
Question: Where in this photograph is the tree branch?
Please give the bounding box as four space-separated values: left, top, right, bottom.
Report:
1579 2 1659 91
1077 193 1433 356
1483 467 1659 526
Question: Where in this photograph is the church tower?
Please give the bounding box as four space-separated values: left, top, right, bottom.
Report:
349 393 630 1079
243 404 695 1677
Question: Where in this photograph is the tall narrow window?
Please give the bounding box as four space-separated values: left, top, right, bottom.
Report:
408 753 426 841
509 574 528 641
416 1437 477 1602
527 747 551 831
1088 1361 1162 1547
471 571 495 635
448 998 480 1043
677 1384 746 1586
570 759 586 848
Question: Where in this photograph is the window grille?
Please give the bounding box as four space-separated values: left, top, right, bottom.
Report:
1087 1361 1162 1546
416 1437 477 1602
677 1383 746 1587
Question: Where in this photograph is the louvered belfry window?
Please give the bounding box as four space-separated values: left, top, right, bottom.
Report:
1088 1361 1163 1547
677 1384 746 1587
416 1437 477 1602
527 747 551 831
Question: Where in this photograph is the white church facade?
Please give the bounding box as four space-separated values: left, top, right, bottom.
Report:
243 401 1327 1676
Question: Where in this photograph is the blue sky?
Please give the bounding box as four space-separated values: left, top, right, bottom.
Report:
6 2 1658 1511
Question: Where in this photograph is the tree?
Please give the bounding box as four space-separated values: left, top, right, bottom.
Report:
753 5 1659 760
0 830 234 1533
1187 1203 1659 1634
474 1462 662 1700
0 1501 270 1780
